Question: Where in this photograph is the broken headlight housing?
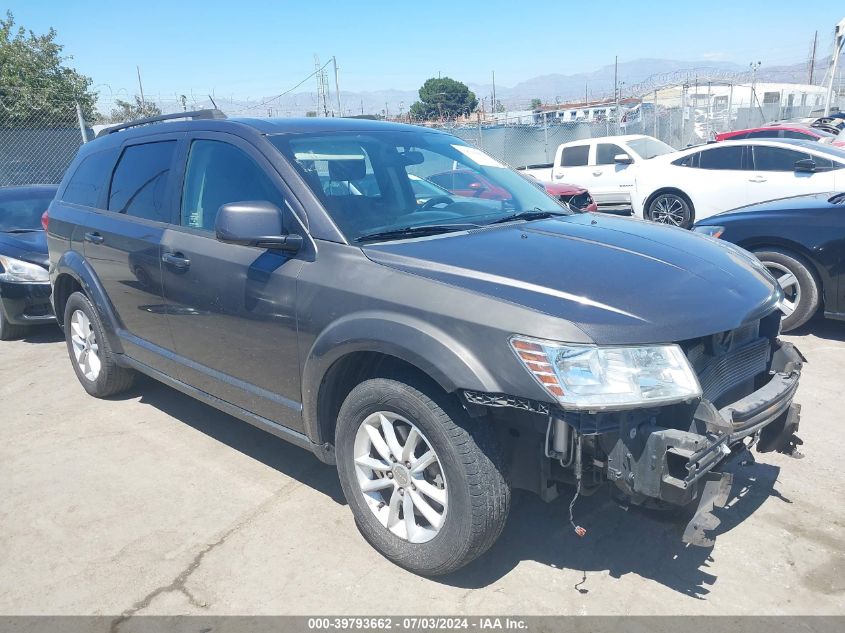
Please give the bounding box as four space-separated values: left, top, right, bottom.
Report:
510 336 702 410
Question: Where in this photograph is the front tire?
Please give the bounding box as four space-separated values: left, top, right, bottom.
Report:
754 249 820 332
647 192 694 228
63 291 135 397
335 377 510 576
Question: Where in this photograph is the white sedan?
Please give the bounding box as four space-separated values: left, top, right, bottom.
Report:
633 139 845 228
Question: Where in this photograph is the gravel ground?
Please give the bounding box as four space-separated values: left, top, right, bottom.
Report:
0 317 843 616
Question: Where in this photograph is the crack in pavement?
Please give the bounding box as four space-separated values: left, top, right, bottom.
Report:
109 466 322 632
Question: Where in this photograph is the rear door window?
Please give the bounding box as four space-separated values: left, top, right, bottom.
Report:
560 145 589 167
595 143 626 165
698 146 744 170
63 149 117 208
108 141 177 221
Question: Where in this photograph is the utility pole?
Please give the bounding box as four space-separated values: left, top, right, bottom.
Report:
824 18 845 116
614 56 619 133
136 65 146 109
332 56 342 116
492 71 496 114
809 30 818 84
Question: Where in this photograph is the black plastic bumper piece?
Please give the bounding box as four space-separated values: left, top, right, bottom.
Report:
0 281 54 325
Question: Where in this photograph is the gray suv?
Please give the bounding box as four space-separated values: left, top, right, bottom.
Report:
47 111 804 575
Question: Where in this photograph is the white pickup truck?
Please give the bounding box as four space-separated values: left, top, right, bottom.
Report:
519 134 676 213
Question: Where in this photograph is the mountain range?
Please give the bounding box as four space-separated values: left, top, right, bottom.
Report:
174 56 829 117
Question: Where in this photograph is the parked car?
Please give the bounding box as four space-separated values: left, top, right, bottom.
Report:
523 174 598 212
694 191 845 331
529 134 675 212
715 124 842 146
633 139 845 228
48 112 804 575
0 184 57 340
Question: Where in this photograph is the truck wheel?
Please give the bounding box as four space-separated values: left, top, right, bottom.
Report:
647 192 694 228
0 310 27 341
335 377 510 576
63 292 135 398
754 249 819 332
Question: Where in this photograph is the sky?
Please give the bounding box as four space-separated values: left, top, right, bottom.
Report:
6 0 845 104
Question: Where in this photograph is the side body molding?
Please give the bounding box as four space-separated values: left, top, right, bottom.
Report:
300 311 503 445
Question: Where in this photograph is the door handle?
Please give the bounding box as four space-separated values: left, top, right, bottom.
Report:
162 252 191 270
554 173 564 179
83 231 104 244
748 176 767 183
592 170 603 176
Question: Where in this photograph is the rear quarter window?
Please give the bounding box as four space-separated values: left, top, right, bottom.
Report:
62 149 118 208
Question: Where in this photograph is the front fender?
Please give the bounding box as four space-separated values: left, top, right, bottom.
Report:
52 250 124 354
301 311 503 445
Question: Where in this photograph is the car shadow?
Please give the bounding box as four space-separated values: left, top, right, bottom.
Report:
112 376 787 597
786 313 845 342
115 375 347 506
16 324 63 343
439 457 785 597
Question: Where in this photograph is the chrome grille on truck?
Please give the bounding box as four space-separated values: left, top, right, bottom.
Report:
684 322 771 405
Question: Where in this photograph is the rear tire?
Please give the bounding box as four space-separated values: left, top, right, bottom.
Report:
753 249 819 332
63 291 134 397
0 309 27 341
335 377 510 576
647 191 694 229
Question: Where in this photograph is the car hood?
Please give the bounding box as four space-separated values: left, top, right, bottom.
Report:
545 182 587 195
363 214 780 345
0 230 49 268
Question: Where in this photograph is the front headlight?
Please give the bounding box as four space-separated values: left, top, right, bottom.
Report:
511 336 702 410
692 225 725 239
0 255 49 283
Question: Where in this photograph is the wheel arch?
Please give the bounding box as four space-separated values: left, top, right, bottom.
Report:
52 250 124 353
301 313 502 451
644 187 695 220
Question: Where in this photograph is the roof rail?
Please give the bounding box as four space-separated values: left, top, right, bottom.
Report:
95 109 227 138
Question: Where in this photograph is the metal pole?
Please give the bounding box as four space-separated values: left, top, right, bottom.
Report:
825 37 845 116
75 102 90 143
653 89 658 138
333 56 342 116
136 66 145 109
727 83 734 130
614 55 619 133
543 112 549 163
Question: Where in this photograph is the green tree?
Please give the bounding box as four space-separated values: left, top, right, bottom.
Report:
530 98 542 110
105 96 161 123
409 77 478 121
0 11 98 126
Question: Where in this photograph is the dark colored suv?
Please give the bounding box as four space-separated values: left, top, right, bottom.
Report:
48 111 804 576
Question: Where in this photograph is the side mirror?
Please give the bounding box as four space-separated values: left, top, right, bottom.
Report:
614 153 633 164
794 158 816 173
215 201 303 252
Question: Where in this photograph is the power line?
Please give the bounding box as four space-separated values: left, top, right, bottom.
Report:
239 59 334 113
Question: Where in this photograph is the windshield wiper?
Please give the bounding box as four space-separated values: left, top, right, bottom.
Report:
489 209 567 225
828 192 845 204
355 223 480 243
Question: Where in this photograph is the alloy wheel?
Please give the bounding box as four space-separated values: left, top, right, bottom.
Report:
353 411 448 544
70 309 101 381
650 195 688 226
765 261 801 319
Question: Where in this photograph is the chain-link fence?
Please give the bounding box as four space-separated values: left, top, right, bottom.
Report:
0 101 90 186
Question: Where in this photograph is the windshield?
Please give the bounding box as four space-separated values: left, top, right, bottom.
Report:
0 188 56 232
271 130 567 242
627 137 675 159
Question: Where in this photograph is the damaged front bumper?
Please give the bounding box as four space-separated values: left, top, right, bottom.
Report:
605 340 804 544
